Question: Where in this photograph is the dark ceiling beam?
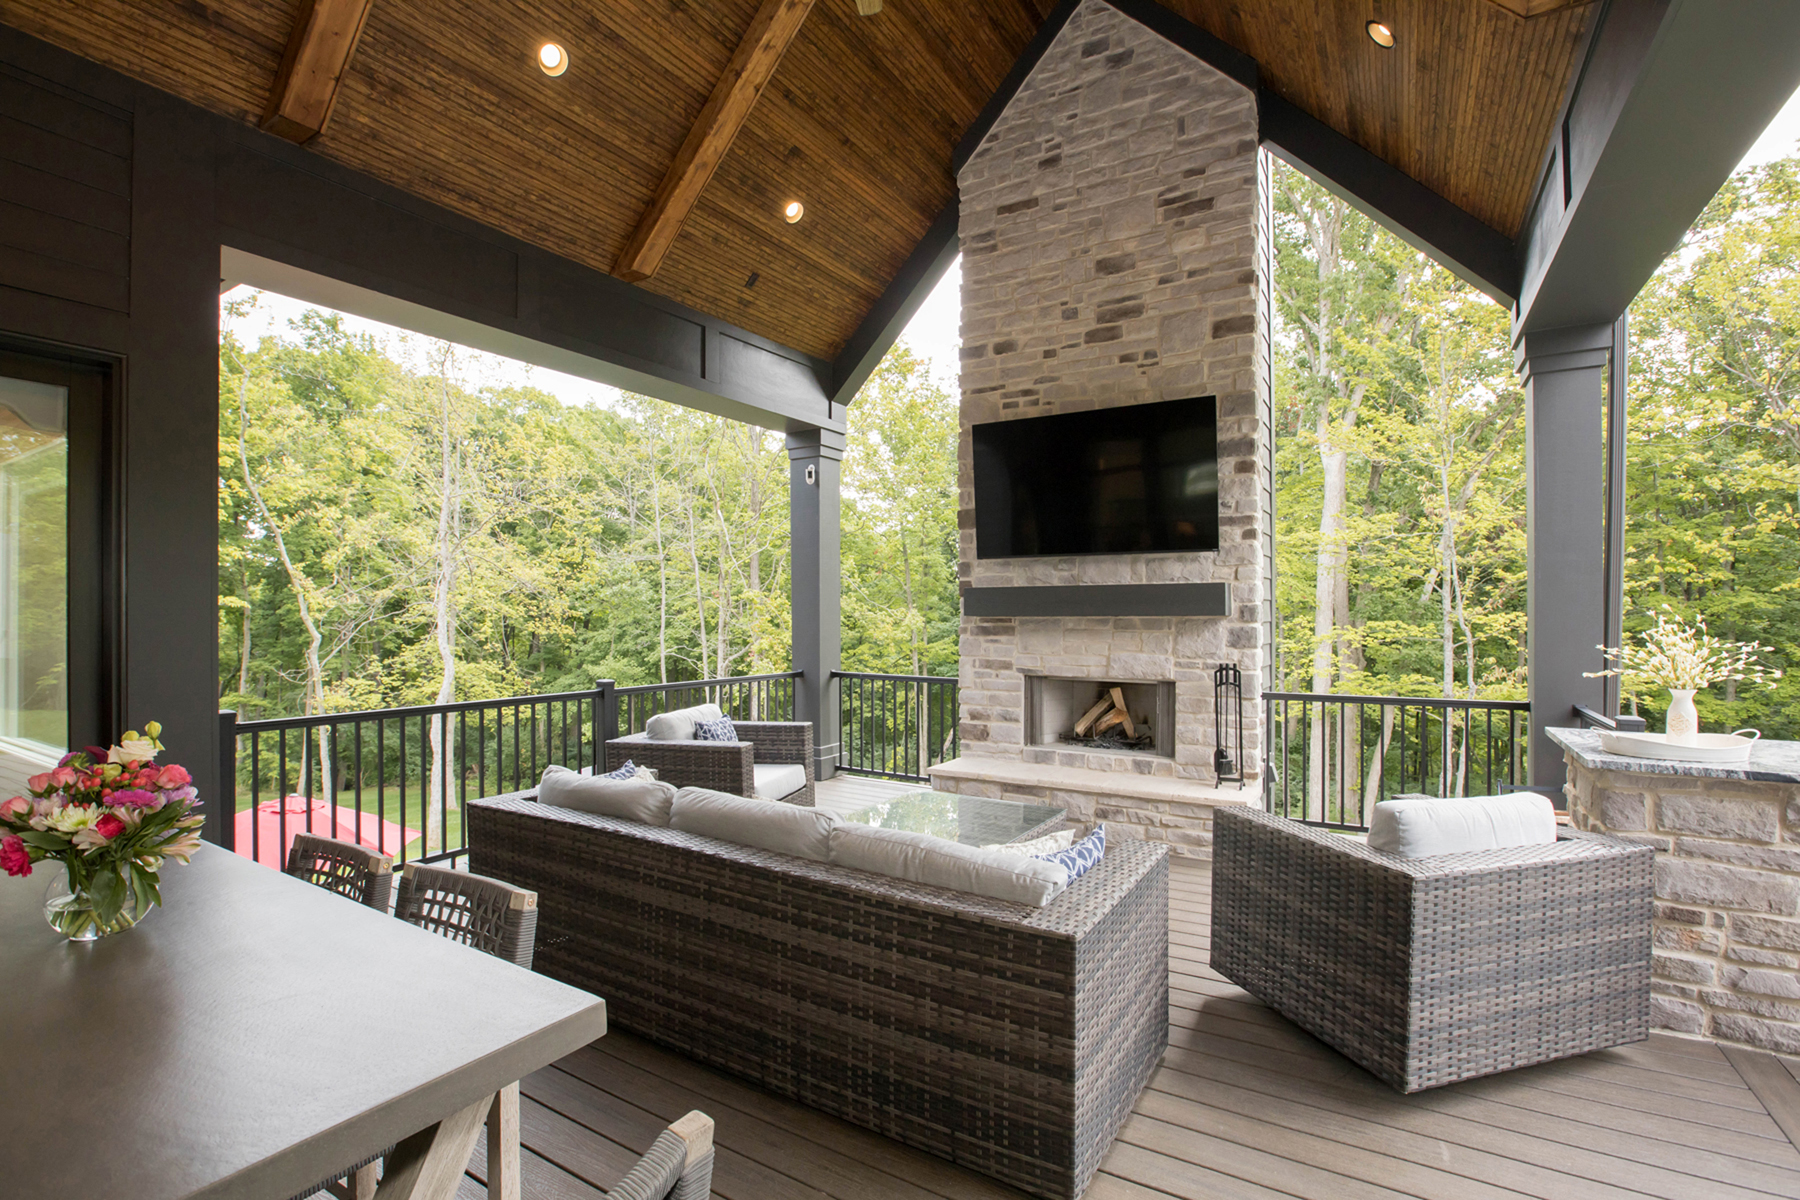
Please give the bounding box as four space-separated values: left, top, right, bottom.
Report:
1514 0 1800 333
830 199 959 406
1259 91 1520 304
260 0 376 144
614 0 815 284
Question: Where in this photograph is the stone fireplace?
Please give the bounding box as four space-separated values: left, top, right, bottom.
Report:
926 0 1271 858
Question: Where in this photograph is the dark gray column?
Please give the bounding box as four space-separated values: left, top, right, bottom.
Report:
788 428 844 779
1516 324 1612 790
127 97 226 842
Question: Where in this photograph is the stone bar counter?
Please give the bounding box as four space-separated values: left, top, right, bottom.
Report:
1551 726 1800 1054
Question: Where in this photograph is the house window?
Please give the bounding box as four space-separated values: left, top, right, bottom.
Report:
0 371 67 754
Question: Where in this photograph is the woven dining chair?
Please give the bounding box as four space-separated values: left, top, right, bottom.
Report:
283 833 394 912
606 1110 716 1200
395 862 538 969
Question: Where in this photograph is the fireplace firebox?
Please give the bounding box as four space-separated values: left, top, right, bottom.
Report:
1024 675 1177 759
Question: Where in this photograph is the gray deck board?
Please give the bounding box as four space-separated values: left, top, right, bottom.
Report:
460 852 1800 1199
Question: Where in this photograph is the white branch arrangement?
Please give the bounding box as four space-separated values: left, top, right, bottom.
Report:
1585 607 1782 692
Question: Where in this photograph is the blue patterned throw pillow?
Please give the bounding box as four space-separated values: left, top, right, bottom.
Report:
598 759 637 781
693 715 739 742
1036 824 1105 882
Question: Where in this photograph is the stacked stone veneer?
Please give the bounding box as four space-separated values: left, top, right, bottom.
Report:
1566 760 1800 1054
952 0 1269 819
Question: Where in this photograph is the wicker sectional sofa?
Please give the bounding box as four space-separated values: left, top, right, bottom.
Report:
468 792 1169 1200
1211 805 1653 1092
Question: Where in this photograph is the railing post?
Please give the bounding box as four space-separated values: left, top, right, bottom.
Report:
213 710 237 852
594 679 618 770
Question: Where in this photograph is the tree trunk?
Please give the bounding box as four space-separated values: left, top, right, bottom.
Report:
427 355 461 855
234 368 331 809
650 437 670 684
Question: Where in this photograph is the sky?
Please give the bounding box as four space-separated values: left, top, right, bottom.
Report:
226 81 1800 412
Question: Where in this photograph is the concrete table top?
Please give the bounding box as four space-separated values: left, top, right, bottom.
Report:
0 844 606 1200
1547 725 1800 785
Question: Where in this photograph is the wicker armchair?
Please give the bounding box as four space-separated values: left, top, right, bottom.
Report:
1211 806 1653 1093
605 720 815 807
395 863 539 969
284 832 393 911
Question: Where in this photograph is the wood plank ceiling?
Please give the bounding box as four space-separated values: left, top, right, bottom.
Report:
0 0 1590 362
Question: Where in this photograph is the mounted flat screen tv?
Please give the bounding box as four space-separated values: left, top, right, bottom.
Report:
972 395 1218 559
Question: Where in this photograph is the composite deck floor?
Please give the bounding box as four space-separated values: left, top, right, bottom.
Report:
454 776 1800 1200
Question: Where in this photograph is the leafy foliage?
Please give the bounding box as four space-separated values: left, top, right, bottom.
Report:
219 302 959 721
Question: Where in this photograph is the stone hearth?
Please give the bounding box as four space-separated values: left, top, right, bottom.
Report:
931 0 1271 858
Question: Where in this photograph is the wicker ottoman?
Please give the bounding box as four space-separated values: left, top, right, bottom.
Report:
1211 806 1653 1092
469 794 1168 1200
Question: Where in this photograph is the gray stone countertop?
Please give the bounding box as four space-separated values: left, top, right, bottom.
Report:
1548 726 1800 785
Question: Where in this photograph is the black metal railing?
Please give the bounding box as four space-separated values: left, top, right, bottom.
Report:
1573 704 1648 733
616 672 799 734
219 672 801 870
835 671 959 782
1262 691 1532 831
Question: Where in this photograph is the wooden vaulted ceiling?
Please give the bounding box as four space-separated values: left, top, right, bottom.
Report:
0 0 1590 362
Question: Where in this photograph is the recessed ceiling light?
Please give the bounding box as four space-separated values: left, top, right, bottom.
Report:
538 43 569 76
1366 21 1395 49
783 200 804 223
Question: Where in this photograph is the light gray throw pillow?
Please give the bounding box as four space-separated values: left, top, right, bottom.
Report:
669 786 838 861
645 703 724 741
980 828 1076 856
1367 793 1557 857
829 824 1070 907
538 763 676 826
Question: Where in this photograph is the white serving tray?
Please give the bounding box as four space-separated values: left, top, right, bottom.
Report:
1596 729 1759 764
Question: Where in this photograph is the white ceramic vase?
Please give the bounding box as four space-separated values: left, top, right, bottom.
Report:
1664 688 1699 744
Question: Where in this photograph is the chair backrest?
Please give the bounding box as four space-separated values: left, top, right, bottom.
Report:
395 863 538 968
284 832 394 911
609 1110 714 1200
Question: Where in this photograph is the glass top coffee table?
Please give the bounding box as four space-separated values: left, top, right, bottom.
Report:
838 790 1067 847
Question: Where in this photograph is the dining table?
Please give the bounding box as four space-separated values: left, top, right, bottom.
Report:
0 842 608 1199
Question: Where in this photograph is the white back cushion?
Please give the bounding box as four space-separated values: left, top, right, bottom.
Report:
829 824 1070 907
645 703 724 741
1367 793 1558 858
538 764 676 826
752 762 807 802
669 786 837 861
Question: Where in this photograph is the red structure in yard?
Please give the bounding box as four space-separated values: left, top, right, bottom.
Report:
233 796 417 869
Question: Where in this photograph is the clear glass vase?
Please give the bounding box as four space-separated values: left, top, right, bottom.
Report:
43 863 151 941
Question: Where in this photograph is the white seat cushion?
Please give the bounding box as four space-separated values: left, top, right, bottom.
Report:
752 762 807 802
645 703 725 741
829 824 1070 907
538 764 676 826
1367 793 1558 858
669 786 838 861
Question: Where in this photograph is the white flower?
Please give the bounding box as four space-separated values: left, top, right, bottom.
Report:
44 804 99 834
109 738 159 764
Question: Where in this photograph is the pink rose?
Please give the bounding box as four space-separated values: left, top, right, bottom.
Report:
50 766 78 788
25 772 51 793
0 796 27 820
0 834 30 877
155 764 192 789
94 813 126 840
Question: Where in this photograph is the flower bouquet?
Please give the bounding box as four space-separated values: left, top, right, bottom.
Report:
1587 608 1782 741
0 721 204 941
